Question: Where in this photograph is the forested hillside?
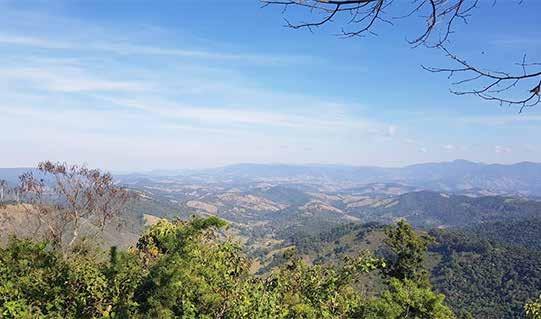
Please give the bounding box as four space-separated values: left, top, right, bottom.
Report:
466 219 541 251
430 228 541 318
270 221 541 319
357 191 541 228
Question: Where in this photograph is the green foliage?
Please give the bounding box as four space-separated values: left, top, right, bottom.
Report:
384 220 432 286
0 238 111 318
285 222 383 256
430 228 541 319
526 295 541 319
136 216 227 256
256 252 386 318
361 278 455 319
351 221 455 318
134 217 248 318
468 219 541 251
105 247 145 317
276 219 541 318
0 217 454 318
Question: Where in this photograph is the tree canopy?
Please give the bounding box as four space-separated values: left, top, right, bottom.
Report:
0 217 455 318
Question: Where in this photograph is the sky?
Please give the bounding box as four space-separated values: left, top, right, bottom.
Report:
1 0 540 171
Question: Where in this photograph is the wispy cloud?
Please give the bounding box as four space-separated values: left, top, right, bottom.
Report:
490 35 541 48
495 145 512 154
460 115 541 126
443 144 455 151
0 42 386 137
3 3 538 169
0 66 149 93
98 95 388 134
0 34 313 65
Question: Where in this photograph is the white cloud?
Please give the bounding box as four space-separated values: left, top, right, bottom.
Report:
460 115 541 126
0 48 391 140
9 6 538 168
387 125 397 137
404 138 417 145
443 144 455 151
0 34 311 65
490 36 541 48
495 145 512 154
0 34 71 48
99 95 387 133
0 67 149 92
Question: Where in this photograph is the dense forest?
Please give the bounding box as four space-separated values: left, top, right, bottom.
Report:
271 220 541 318
430 226 541 318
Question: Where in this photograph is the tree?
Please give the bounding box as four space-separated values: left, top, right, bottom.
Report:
0 179 6 202
361 278 455 319
383 220 432 285
0 238 111 318
262 0 541 111
17 161 130 250
133 216 248 318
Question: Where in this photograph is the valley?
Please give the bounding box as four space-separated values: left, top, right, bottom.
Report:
2 159 541 318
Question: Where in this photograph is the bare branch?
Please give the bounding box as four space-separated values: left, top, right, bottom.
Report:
262 0 481 47
423 47 541 110
17 161 131 252
263 0 539 111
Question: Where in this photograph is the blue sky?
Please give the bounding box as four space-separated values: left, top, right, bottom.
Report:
1 0 540 170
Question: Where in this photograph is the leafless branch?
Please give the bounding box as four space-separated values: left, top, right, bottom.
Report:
423 47 541 112
261 0 480 46
17 161 131 252
262 0 539 111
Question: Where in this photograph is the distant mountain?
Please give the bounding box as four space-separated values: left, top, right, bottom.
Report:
399 160 541 195
355 190 541 228
180 160 541 196
197 163 388 183
7 160 541 196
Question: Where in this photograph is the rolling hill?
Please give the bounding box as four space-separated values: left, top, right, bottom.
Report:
116 159 541 197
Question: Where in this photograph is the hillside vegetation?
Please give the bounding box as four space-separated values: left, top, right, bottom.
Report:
0 217 455 319
271 220 541 319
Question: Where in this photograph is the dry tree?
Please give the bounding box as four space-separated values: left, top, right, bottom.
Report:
0 179 6 202
18 161 130 250
261 0 541 111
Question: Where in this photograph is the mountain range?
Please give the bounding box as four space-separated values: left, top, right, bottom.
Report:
4 159 541 195
112 159 541 196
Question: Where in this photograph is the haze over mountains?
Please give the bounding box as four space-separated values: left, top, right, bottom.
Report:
3 159 541 238
4 159 541 191
113 159 541 197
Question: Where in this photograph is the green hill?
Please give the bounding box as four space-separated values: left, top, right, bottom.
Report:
269 220 541 319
